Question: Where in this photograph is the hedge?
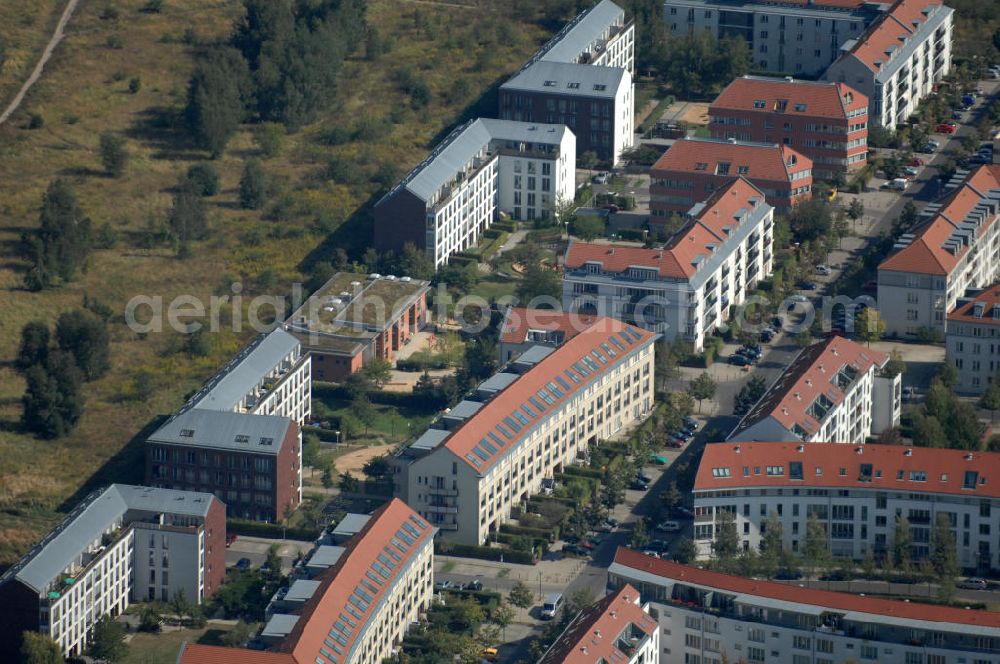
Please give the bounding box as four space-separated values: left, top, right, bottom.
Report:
395 356 448 372
434 540 535 565
561 465 603 480
493 220 516 232
227 519 320 541
493 531 549 553
313 381 444 410
499 523 556 541
301 425 341 443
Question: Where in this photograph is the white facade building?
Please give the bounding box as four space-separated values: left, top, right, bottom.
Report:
946 284 1000 395
728 336 899 444
693 442 1000 570
394 318 657 545
824 0 953 130
609 549 1000 664
375 119 576 267
563 178 774 352
878 165 1000 338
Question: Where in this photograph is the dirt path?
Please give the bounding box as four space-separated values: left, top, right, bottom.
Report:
0 0 80 127
333 443 397 476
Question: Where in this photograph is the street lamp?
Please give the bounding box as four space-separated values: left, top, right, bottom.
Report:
537 570 542 598
334 430 341 444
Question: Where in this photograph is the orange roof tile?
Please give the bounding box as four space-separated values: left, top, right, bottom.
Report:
651 138 811 184
178 644 294 664
849 0 943 73
948 283 1000 326
499 307 598 345
695 441 1000 498
730 337 887 439
612 548 1000 628
538 584 657 664
566 179 767 280
711 77 868 119
879 165 1000 276
442 317 658 472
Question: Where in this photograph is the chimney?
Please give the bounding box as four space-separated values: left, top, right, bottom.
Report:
905 448 913 457
966 453 974 461
855 446 863 455
797 444 804 453
734 444 741 454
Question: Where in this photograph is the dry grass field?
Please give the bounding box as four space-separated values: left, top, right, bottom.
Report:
0 0 551 565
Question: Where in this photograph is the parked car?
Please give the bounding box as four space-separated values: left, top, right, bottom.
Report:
649 454 669 465
465 579 483 591
629 480 650 491
671 506 695 519
902 386 917 402
958 577 988 590
760 328 775 343
888 178 909 191
644 539 670 553
657 521 682 533
797 281 818 290
682 416 699 431
904 166 919 178
907 158 924 167
774 569 802 580
235 558 252 570
592 171 609 184
637 471 653 483
742 344 763 359
729 354 751 366
605 517 620 528
952 109 964 120
563 544 590 556
480 647 499 662
790 294 809 303
666 438 685 448
435 580 456 591
820 570 849 581
671 429 693 441
935 122 957 134
815 264 831 275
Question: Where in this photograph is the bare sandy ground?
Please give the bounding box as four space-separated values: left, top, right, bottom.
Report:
333 443 397 476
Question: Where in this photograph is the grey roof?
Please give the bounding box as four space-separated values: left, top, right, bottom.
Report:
187 327 300 413
4 485 216 594
285 578 322 603
444 400 484 421
382 119 572 205
262 613 300 639
501 61 626 99
410 428 452 451
476 372 520 397
148 408 292 454
332 513 371 537
512 345 556 370
306 545 346 570
535 0 626 65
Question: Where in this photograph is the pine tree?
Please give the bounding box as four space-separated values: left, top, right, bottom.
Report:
15 320 50 372
169 178 208 242
239 159 269 210
99 132 129 177
185 47 250 157
23 179 92 288
19 631 64 664
56 309 111 381
22 351 85 438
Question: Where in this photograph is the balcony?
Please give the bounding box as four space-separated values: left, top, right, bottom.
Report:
427 486 459 496
424 504 459 514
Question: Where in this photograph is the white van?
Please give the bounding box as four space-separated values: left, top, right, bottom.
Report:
541 592 563 620
889 178 909 191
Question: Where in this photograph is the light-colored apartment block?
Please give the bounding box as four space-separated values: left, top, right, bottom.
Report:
0 485 224 660
946 284 1000 395
610 549 1000 664
179 499 435 664
394 317 657 545
693 442 1000 570
878 165 1000 338
564 178 774 352
728 336 899 444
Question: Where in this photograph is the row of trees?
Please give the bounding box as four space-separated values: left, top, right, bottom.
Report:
911 365 983 449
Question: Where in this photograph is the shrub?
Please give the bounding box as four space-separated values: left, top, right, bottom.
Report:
434 541 535 565
186 163 220 196
226 519 319 541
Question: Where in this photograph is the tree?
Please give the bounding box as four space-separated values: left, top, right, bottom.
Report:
239 159 269 210
362 358 392 388
661 481 682 513
221 620 254 648
687 372 717 413
893 515 913 570
759 511 784 578
855 308 886 346
931 513 959 600
15 320 50 372
803 513 830 577
362 455 391 482
265 544 282 578
911 411 948 448
882 350 906 379
170 588 192 623
88 615 128 663
787 199 833 244
516 261 561 304
254 122 285 158
23 179 92 289
492 602 516 639
734 375 766 415
396 242 435 281
464 336 498 380
980 369 1000 412
98 132 128 177
22 352 85 438
629 518 650 549
673 537 698 564
713 510 739 565
185 47 250 157
508 580 534 609
56 309 110 381
302 432 322 471
138 604 163 632
19 631 63 664
877 427 903 445
794 330 813 348
339 472 359 493
570 215 605 240
169 178 208 243
186 163 220 196
321 465 334 488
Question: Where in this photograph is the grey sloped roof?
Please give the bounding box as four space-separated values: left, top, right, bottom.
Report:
4 485 215 594
536 0 625 65
501 61 626 99
262 613 300 639
410 428 451 451
285 578 322 603
402 119 493 202
187 327 300 413
477 118 571 146
332 513 371 537
148 408 292 454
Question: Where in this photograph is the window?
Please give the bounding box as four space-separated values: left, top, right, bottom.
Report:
712 467 731 478
753 100 766 109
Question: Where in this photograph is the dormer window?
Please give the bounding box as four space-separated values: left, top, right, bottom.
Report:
738 165 749 174
753 100 766 109
543 80 557 87
794 103 807 112
567 82 580 89
775 99 788 112
593 84 607 91
716 162 731 176
695 162 708 171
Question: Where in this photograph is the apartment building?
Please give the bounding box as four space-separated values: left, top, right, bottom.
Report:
500 0 634 164
394 317 657 545
0 485 224 660
693 442 1000 570
179 499 435 664
664 0 879 77
609 548 1000 664
146 409 301 522
824 0 954 130
286 272 430 381
878 165 1000 338
650 137 812 215
564 178 774 352
186 327 311 426
374 119 576 266
946 284 1000 395
729 336 900 444
709 76 868 180
498 307 597 364
538 584 659 664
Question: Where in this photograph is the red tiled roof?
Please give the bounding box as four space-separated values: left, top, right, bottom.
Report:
499 307 597 345
849 0 943 73
694 442 1000 498
730 337 887 439
711 77 868 119
538 584 657 664
880 165 1000 276
612 548 1000 628
948 283 1000 325
651 138 811 184
443 318 658 472
566 179 767 280
178 645 294 664
178 499 433 664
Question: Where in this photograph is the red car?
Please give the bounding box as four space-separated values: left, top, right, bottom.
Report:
908 157 924 167
935 122 957 134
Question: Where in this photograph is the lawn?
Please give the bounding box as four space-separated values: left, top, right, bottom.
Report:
0 0 553 565
0 0 67 110
123 624 236 664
